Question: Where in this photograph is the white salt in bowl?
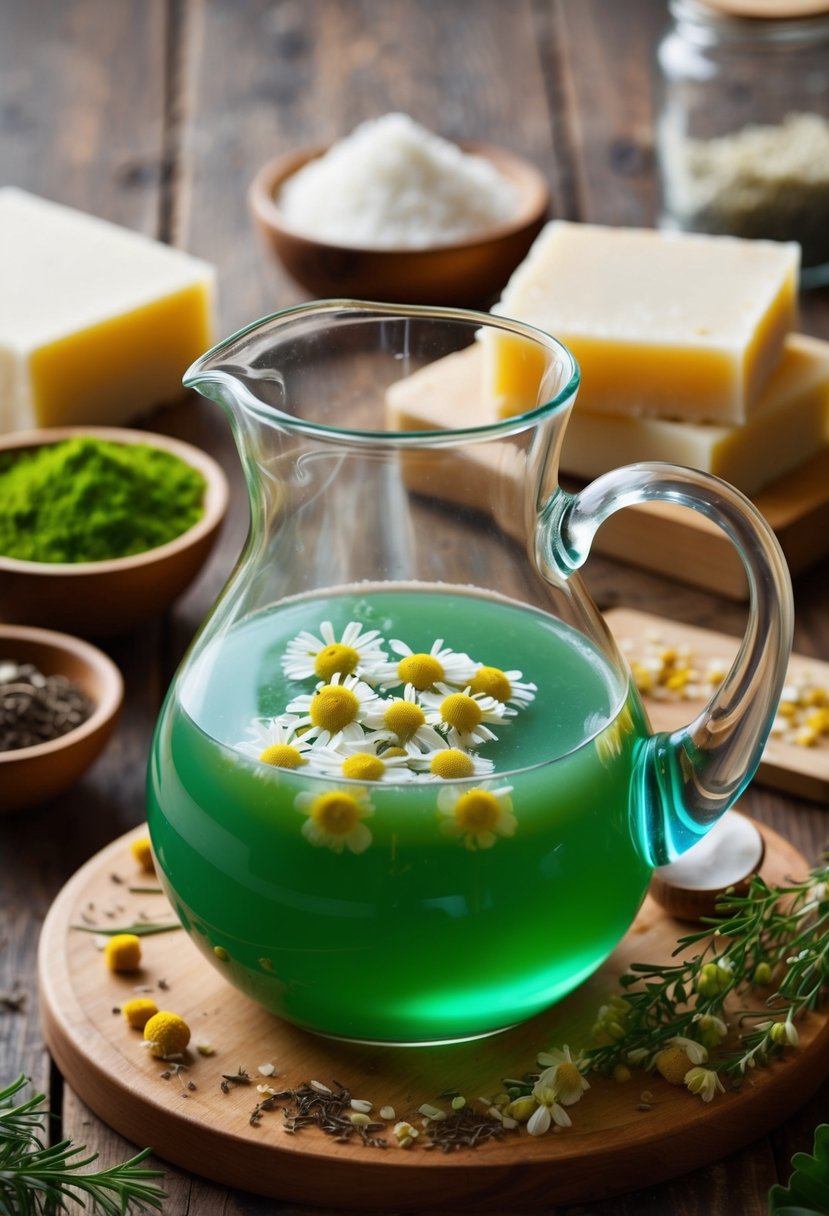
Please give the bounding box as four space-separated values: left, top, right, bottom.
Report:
248 141 549 306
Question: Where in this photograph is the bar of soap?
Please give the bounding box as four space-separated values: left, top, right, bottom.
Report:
386 335 829 503
488 220 800 425
0 189 216 431
562 334 829 496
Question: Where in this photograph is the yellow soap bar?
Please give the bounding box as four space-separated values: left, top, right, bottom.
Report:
386 335 829 506
489 221 799 425
561 334 829 496
0 189 216 431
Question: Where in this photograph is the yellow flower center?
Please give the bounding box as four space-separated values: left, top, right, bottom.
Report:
314 643 360 681
259 743 306 769
310 684 360 732
397 653 444 690
309 791 363 836
380 745 408 758
341 753 386 781
555 1062 583 1096
453 789 500 833
430 749 475 779
440 692 482 734
469 665 512 702
384 699 426 741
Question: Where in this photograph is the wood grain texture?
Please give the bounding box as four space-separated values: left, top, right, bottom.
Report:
605 608 829 802
1 1 828 1213
40 825 829 1211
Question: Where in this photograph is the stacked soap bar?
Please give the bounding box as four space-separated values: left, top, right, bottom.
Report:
489 220 800 424
482 220 829 495
0 189 216 431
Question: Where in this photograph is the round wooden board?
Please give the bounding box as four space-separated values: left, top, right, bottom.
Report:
39 819 829 1211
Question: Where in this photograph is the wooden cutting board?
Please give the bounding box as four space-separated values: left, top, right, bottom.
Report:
605 607 829 803
39 823 829 1210
574 446 829 601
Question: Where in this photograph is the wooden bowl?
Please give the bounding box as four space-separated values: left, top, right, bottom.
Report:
0 427 229 637
648 809 766 923
0 624 123 813
248 141 549 306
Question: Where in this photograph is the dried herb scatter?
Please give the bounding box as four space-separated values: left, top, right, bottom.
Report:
249 1079 388 1148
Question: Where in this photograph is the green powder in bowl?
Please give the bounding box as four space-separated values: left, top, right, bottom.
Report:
0 435 207 563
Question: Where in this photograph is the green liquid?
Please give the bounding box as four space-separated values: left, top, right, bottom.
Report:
148 585 652 1043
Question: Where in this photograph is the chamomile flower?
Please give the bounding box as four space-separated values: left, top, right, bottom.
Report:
684 1066 725 1103
361 683 446 754
306 744 415 783
526 1075 573 1136
286 672 383 748
436 783 516 850
534 1047 590 1105
281 620 390 683
235 715 314 770
377 639 477 692
468 665 537 709
409 747 495 781
422 684 512 749
295 785 374 854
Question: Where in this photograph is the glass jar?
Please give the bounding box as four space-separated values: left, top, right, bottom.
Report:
654 0 829 286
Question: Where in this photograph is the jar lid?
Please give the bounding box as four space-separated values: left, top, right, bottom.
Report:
700 0 829 15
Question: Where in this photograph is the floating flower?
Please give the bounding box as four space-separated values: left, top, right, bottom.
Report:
235 715 314 769
468 664 536 709
422 684 512 749
287 673 383 748
361 683 445 754
295 786 374 854
684 1066 725 1103
534 1046 590 1105
307 744 415 783
410 747 495 780
378 639 477 692
281 620 390 683
436 783 516 850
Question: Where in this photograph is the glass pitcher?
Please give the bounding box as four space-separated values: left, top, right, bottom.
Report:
147 301 793 1045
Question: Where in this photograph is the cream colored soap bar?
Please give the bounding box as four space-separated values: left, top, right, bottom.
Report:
561 334 829 496
0 189 216 431
489 221 799 425
386 335 829 502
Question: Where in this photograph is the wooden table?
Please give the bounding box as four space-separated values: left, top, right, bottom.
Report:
1 2 827 1213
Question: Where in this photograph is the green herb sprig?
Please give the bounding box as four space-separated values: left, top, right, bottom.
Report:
0 1074 165 1215
586 858 829 1085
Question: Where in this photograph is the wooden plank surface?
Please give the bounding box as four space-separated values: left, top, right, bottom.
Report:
1 2 828 1214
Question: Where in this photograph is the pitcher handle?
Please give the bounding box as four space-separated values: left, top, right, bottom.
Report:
539 462 794 867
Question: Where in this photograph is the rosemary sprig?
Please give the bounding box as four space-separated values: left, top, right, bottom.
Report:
585 857 829 1085
0 1074 166 1214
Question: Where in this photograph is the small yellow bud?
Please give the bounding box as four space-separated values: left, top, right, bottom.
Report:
613 1064 632 1083
121 997 158 1031
753 961 772 986
655 1046 694 1086
129 836 156 874
507 1095 537 1122
142 1010 191 1059
103 933 142 973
